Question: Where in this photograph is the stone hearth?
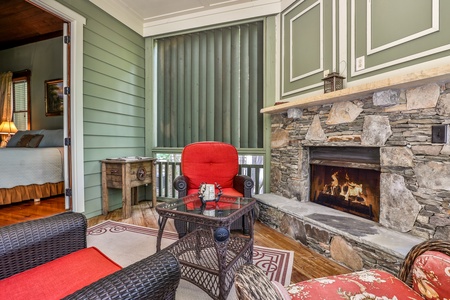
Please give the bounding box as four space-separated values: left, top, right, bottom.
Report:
264 80 450 274
255 193 423 274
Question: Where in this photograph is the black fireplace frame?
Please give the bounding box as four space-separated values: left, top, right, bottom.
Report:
309 146 381 222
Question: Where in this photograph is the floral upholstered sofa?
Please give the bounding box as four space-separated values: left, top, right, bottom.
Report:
235 239 450 300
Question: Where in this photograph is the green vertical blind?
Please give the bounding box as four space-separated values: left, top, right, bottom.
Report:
155 21 264 148
13 80 28 131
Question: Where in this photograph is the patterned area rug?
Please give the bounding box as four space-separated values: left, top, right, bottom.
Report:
87 221 293 300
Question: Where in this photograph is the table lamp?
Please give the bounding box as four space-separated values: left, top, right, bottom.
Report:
0 120 18 145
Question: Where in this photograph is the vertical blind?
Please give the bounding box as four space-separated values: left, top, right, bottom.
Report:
155 21 264 148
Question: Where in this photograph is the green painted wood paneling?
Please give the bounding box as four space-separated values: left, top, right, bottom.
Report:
57 0 145 218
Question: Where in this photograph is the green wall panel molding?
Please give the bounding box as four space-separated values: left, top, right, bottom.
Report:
282 0 339 98
350 0 450 79
370 0 432 49
282 0 450 99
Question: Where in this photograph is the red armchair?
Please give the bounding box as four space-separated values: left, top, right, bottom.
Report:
172 141 254 237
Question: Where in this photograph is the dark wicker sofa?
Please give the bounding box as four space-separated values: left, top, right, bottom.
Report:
0 212 181 300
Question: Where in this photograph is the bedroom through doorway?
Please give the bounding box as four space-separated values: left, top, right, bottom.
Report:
0 0 72 225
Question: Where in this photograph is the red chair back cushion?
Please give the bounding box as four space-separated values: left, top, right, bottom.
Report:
412 250 450 299
182 142 239 191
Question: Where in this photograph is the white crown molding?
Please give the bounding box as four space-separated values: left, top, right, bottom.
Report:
143 0 281 36
90 0 282 37
90 0 144 35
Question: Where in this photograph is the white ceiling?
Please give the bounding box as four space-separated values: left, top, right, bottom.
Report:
91 0 288 36
117 0 254 22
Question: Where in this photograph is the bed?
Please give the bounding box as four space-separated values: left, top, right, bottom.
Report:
0 129 64 205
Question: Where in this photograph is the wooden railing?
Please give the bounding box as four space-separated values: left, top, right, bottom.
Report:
155 161 264 199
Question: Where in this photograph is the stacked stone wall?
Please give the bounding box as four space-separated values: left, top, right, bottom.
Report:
270 82 450 240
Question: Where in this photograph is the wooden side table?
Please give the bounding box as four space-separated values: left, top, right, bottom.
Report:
101 157 157 219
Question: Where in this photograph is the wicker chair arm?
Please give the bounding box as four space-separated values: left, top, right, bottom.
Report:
235 263 281 300
63 250 181 300
173 175 188 197
233 175 254 197
0 212 87 280
398 239 450 287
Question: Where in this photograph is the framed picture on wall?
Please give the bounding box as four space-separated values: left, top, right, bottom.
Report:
45 79 63 116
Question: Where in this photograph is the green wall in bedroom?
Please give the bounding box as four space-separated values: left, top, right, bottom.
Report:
0 37 63 130
57 0 146 218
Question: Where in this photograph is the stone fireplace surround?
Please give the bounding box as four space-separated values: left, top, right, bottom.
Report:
257 74 450 275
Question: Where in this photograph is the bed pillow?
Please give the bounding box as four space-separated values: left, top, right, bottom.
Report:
7 130 43 147
16 134 35 147
15 134 44 148
39 129 64 147
27 134 44 148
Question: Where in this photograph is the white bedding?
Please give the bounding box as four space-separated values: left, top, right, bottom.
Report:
0 147 64 189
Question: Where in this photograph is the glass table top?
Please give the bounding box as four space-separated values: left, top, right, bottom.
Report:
156 194 255 218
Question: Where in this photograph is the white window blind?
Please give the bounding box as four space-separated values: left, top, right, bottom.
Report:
13 80 28 131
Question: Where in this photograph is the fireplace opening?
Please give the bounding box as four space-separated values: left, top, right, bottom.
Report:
309 147 381 222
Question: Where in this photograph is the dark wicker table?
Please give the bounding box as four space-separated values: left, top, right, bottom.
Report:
156 194 255 300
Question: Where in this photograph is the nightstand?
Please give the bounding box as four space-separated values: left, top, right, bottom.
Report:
101 157 157 218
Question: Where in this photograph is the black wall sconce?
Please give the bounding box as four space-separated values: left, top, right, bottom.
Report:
322 72 345 93
432 125 449 144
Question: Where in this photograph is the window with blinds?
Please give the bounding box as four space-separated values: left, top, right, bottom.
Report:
155 21 264 149
12 71 31 131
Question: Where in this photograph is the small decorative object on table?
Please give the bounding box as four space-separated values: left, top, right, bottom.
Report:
198 182 223 204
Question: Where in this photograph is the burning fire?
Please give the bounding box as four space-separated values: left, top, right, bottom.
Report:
322 171 366 203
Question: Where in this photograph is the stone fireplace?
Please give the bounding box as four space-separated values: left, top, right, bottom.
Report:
309 146 381 222
257 77 450 274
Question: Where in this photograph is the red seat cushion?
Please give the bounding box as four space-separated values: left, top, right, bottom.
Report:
412 250 450 299
0 247 121 300
286 269 423 300
182 142 239 191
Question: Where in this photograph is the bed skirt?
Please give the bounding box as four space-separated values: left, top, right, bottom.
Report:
0 182 64 205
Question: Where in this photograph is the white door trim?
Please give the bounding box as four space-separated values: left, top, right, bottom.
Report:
28 0 86 213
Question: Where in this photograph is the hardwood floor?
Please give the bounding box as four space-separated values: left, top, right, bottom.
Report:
0 196 66 226
0 196 351 284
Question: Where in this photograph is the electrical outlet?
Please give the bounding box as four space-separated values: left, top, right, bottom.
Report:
323 69 330 77
356 56 365 71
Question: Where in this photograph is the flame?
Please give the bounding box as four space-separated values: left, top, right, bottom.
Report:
322 171 366 203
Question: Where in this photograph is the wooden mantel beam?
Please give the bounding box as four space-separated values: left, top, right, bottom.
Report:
261 64 450 114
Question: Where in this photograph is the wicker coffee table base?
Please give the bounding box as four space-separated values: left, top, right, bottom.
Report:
165 228 253 300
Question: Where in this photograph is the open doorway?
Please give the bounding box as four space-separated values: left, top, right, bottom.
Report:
0 0 70 225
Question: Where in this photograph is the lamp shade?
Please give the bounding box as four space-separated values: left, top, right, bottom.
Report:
0 121 18 135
